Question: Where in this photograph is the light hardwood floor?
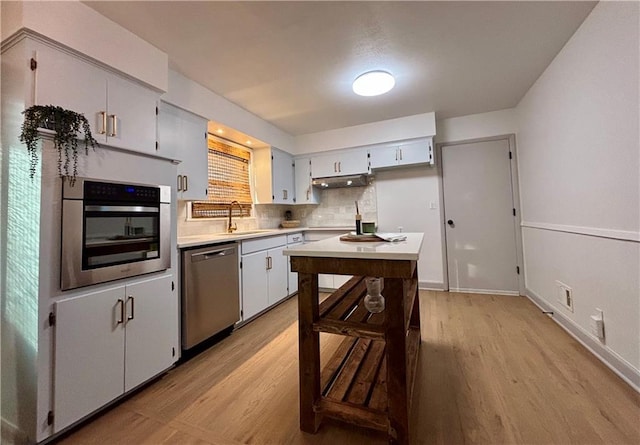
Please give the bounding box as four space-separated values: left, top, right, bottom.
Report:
57 291 639 444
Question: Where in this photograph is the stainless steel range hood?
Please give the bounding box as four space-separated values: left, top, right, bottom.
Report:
311 174 369 189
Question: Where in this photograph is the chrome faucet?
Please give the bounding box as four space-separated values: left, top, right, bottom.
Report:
227 200 243 233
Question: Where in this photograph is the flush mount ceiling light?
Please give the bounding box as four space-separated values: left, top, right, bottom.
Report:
352 70 395 96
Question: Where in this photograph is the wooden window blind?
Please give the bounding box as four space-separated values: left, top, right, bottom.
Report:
192 138 253 218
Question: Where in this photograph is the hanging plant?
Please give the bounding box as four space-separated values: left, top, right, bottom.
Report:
20 104 99 184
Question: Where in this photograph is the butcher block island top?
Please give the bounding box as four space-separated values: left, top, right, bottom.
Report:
286 233 424 445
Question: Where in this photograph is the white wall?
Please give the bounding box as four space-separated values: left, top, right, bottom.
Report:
516 1 639 385
417 109 520 289
376 167 443 288
0 0 168 91
435 108 517 144
162 70 296 154
295 112 436 155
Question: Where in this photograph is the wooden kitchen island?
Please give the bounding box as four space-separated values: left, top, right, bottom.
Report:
284 233 423 445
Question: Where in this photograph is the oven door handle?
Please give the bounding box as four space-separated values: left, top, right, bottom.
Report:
84 205 159 213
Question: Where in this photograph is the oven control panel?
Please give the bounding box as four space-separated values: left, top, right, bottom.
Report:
85 180 160 203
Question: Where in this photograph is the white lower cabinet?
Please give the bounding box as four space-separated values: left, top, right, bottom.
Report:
241 236 288 320
304 231 352 289
286 233 304 295
268 246 288 305
123 277 179 392
53 274 178 432
319 274 352 290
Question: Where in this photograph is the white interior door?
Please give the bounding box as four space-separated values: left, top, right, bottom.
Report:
442 139 519 295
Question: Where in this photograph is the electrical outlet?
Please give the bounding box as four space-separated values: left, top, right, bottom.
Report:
555 280 574 312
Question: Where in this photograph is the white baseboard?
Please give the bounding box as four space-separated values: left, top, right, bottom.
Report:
419 281 445 290
449 287 519 296
526 288 640 393
1 418 29 445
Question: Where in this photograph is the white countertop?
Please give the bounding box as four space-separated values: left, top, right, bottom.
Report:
283 233 424 261
177 227 351 249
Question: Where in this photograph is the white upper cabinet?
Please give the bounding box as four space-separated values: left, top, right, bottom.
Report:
35 45 160 155
157 102 209 200
311 148 370 178
106 75 159 154
294 157 320 204
272 148 295 203
254 147 295 204
369 137 434 169
34 45 105 138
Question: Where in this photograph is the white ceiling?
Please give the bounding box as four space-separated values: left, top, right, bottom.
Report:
84 1 596 136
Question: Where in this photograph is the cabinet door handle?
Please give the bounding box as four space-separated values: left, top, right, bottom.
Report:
333 162 337 172
306 188 310 200
283 189 287 200
269 256 273 269
126 295 134 321
183 175 188 192
338 161 341 172
399 149 403 161
395 149 398 161
108 114 118 137
99 111 107 135
266 256 270 270
177 175 183 192
116 298 124 325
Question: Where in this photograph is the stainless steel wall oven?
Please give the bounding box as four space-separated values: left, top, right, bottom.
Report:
61 177 171 290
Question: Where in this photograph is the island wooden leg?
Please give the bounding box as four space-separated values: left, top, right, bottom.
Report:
297 272 321 433
409 268 421 330
385 277 410 445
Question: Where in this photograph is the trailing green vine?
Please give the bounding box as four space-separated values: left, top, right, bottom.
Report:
20 105 99 184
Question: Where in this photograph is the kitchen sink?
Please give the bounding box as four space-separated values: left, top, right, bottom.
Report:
234 230 274 234
212 229 275 237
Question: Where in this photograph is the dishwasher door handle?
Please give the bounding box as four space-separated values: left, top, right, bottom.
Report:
191 247 235 260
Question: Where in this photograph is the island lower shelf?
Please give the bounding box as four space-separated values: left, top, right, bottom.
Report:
316 327 421 433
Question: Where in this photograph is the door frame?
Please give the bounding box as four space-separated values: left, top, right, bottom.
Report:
436 134 525 295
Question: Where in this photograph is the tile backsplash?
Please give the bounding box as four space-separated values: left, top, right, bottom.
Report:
292 181 377 227
177 180 378 237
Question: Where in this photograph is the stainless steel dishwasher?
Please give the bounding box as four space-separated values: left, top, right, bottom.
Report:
181 243 240 350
